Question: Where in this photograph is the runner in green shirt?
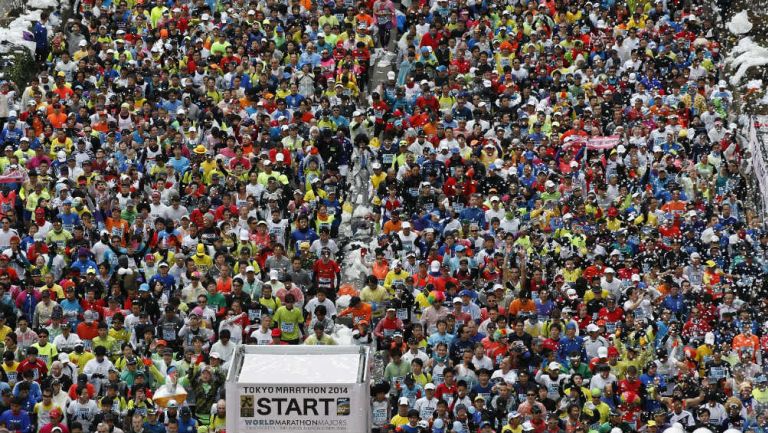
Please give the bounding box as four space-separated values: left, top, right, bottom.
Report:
272 294 304 344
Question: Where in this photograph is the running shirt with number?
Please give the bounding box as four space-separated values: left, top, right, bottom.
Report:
67 399 98 432
267 219 289 247
273 306 303 340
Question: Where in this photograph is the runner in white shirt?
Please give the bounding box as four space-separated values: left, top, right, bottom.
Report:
414 384 439 421
249 316 274 345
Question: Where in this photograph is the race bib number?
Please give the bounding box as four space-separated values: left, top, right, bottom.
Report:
548 382 559 394
163 329 176 341
397 308 409 320
373 407 388 424
281 322 295 334
710 367 727 379
248 309 262 321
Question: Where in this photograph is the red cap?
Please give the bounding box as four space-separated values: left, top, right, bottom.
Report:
271 329 281 337
50 408 62 418
607 347 619 357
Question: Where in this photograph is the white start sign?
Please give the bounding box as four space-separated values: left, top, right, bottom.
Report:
238 385 353 432
227 346 370 433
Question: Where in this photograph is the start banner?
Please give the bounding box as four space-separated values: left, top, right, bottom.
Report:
236 384 361 433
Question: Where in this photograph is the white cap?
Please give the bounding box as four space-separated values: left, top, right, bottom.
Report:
398 397 409 405
387 71 396 80
604 267 615 274
210 352 221 359
424 383 436 390
78 40 87 46
631 274 641 282
401 222 411 229
490 196 500 202
566 288 578 300
240 230 250 241
275 153 285 161
453 297 463 304
269 270 279 280
548 362 561 371
587 323 600 333
690 252 701 259
705 332 715 345
598 347 608 358
245 266 255 273
545 180 555 188
430 260 440 273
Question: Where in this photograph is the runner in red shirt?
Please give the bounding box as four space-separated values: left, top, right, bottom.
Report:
17 346 48 382
313 247 341 296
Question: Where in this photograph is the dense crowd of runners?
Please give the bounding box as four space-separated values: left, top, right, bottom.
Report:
0 0 760 432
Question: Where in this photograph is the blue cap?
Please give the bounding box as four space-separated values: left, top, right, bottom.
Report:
139 283 150 292
566 322 577 330
436 65 447 72
459 289 472 297
276 26 284 32
488 163 497 170
63 199 72 205
455 245 465 252
450 147 460 154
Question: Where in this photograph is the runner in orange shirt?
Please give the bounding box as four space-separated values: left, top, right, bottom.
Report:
338 296 373 325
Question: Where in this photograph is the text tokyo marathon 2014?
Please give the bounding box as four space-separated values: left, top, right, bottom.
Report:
242 386 349 393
